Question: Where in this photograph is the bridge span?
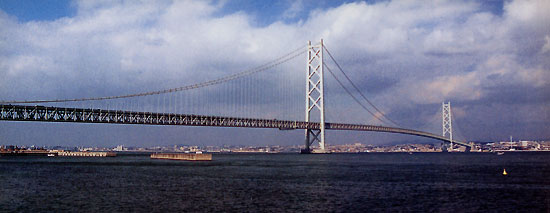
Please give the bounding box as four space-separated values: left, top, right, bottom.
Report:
0 104 471 148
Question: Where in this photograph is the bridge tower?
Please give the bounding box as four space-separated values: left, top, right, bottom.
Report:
303 39 327 154
442 102 453 151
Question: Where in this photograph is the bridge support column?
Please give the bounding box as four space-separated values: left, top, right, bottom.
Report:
442 102 453 151
303 39 327 154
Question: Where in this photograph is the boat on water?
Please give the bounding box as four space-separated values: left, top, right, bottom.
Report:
497 152 504 155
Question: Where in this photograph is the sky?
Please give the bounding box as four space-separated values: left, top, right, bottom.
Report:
0 0 549 148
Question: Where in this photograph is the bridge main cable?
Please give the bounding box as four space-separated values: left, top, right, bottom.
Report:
324 63 393 127
1 45 306 104
323 44 401 127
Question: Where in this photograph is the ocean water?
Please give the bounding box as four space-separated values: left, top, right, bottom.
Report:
1 152 549 212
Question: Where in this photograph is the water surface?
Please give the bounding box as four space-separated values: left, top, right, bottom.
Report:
1 152 549 212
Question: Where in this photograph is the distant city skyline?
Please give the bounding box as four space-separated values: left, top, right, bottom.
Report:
3 139 549 154
1 0 549 147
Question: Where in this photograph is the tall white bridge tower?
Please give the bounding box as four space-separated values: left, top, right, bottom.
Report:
442 101 453 151
303 40 327 153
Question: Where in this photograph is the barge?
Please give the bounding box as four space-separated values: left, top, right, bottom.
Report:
0 150 53 156
150 153 212 161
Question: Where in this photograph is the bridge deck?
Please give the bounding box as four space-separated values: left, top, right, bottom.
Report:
0 104 470 147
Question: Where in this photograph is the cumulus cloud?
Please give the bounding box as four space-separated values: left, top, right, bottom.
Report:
1 1 306 99
0 0 548 145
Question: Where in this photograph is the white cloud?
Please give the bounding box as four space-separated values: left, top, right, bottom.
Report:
505 0 550 23
1 0 547 101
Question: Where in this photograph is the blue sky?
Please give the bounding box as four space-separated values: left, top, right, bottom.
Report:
0 0 74 21
0 0 506 24
0 0 333 23
0 0 548 148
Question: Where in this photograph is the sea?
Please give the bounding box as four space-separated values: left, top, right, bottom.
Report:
1 152 549 212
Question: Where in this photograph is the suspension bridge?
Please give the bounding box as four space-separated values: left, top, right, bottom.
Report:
0 40 471 152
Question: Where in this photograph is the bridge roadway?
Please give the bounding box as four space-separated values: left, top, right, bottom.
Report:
0 104 471 148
